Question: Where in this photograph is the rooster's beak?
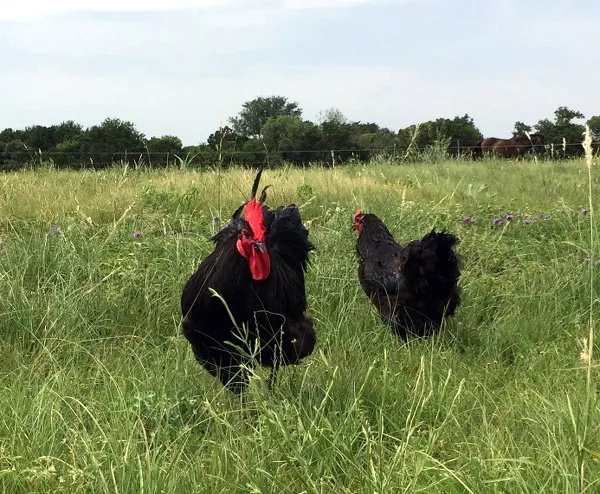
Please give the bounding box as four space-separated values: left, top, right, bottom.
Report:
254 241 266 253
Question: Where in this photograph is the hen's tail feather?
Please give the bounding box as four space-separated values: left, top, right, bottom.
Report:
405 229 461 300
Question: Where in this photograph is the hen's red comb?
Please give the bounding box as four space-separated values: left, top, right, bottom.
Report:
353 209 364 222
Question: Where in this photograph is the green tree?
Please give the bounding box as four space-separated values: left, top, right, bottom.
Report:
81 118 146 165
320 119 356 162
317 107 347 125
398 114 482 157
147 135 183 154
229 96 302 138
261 115 322 165
205 126 252 165
347 122 399 159
24 125 56 150
1 140 30 169
0 128 25 143
534 106 586 156
53 121 84 146
512 121 532 137
145 135 183 166
554 106 585 125
586 115 600 141
52 138 84 167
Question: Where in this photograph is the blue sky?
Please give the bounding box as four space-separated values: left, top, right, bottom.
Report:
1 0 598 145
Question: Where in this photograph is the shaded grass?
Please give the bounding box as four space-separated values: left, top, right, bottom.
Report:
0 158 599 492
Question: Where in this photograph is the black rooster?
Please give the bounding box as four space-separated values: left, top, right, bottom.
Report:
181 168 316 393
352 209 461 340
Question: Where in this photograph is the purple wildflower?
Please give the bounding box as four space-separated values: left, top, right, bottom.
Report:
462 216 476 224
492 218 504 227
581 208 590 216
132 231 142 238
523 219 532 225
532 215 540 221
505 214 514 221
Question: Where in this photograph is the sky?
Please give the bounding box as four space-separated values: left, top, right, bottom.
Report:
1 0 598 145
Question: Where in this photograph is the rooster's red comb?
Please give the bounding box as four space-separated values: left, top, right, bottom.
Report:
243 199 266 241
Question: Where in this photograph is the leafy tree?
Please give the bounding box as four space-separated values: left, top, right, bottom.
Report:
398 114 482 157
0 128 25 143
586 115 600 141
1 140 29 168
147 135 183 154
554 106 585 125
239 138 267 166
205 126 253 166
24 125 56 150
175 144 217 168
206 126 247 151
319 119 357 162
145 135 183 166
317 107 347 125
81 118 146 165
512 121 532 137
229 96 302 138
52 138 85 167
53 121 84 148
0 141 6 168
534 106 586 156
261 116 322 165
346 122 399 159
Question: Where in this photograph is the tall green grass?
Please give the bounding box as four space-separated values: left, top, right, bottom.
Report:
0 155 598 493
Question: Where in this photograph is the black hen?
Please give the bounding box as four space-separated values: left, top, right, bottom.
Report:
181 168 316 393
353 210 461 340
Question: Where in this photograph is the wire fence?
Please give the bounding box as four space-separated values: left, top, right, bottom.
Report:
6 142 589 156
2 141 595 169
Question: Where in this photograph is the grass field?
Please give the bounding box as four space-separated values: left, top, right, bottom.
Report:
0 157 599 493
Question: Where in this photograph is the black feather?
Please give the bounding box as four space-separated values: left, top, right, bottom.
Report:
355 213 461 340
181 176 315 393
249 166 264 199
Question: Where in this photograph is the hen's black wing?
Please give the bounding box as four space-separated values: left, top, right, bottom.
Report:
355 213 461 340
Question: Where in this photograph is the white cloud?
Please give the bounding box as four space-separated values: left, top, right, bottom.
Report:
281 0 437 8
282 0 392 9
1 0 599 147
0 0 238 21
3 3 281 65
1 0 430 21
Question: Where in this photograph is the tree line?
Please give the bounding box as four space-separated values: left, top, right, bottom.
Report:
1 96 598 170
